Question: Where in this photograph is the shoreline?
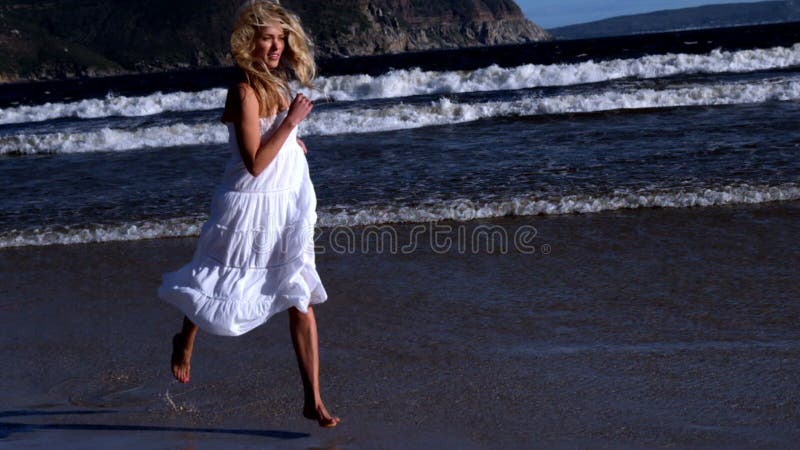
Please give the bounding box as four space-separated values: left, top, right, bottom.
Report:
3 190 800 250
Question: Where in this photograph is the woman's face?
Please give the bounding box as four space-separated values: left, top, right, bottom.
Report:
252 24 285 69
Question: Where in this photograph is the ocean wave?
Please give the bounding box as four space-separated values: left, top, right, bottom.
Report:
3 76 799 155
1 43 799 125
2 183 798 248
1 123 229 155
315 183 800 226
313 43 800 101
0 88 228 125
0 217 206 248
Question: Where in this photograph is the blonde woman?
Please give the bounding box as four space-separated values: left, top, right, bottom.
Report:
158 0 339 428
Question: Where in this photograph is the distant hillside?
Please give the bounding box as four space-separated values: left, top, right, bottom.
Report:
549 0 800 39
0 0 550 82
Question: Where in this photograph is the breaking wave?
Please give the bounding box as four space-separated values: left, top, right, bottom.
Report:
2 43 798 125
3 75 798 155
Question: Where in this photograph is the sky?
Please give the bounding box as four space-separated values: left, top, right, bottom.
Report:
517 0 764 28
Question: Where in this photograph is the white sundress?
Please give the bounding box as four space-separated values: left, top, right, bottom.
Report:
158 110 328 336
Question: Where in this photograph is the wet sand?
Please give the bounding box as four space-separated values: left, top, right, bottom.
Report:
1 202 799 449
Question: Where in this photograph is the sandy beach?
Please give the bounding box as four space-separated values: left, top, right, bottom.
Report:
1 201 799 449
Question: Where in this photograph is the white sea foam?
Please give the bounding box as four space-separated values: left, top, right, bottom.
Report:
3 76 799 155
1 43 799 125
1 123 229 155
2 183 798 248
0 88 228 125
315 183 800 226
312 43 800 101
0 217 205 248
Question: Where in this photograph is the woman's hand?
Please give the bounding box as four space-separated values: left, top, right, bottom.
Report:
285 93 313 127
297 137 308 154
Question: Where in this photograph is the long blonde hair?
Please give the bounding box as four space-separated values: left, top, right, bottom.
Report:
229 0 316 116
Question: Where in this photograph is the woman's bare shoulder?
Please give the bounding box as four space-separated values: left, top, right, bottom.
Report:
222 83 260 123
230 82 259 106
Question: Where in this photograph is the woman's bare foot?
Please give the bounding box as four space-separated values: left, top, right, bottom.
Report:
171 333 192 383
303 401 340 428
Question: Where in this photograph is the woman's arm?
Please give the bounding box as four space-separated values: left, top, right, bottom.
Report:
232 83 313 177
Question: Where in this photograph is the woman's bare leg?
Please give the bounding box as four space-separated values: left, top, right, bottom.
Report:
171 316 198 383
289 305 340 428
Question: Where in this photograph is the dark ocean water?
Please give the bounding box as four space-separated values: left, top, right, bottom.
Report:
1 24 799 247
